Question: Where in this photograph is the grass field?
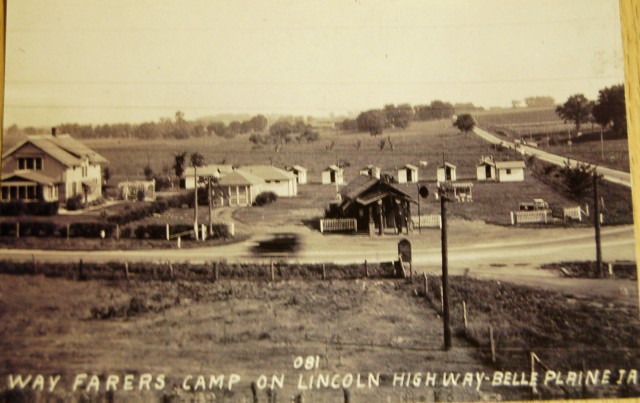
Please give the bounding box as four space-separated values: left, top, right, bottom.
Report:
1 269 638 401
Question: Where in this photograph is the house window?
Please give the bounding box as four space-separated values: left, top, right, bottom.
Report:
18 157 43 170
506 169 512 174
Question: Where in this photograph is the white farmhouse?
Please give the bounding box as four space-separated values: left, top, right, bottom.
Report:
183 164 234 189
240 165 298 197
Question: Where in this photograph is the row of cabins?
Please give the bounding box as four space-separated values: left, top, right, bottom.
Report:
323 157 526 186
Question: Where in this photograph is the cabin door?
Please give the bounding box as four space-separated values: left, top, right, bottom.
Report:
485 165 491 178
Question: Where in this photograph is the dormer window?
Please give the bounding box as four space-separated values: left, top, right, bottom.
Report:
18 157 42 170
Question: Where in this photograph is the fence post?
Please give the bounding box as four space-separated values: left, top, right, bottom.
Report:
423 274 428 295
169 262 174 280
438 215 442 229
229 222 235 237
322 264 326 280
270 259 275 282
16 222 19 239
320 219 324 233
463 301 468 331
66 223 70 240
353 218 357 233
166 223 170 241
489 326 496 363
510 211 515 225
125 261 130 281
343 388 350 403
177 236 181 249
608 263 613 276
115 224 120 240
364 260 369 278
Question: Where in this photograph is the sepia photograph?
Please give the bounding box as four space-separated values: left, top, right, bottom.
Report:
0 1 638 402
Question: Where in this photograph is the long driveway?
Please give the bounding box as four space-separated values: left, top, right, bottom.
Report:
473 126 632 187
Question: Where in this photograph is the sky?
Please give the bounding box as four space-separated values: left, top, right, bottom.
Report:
3 0 626 127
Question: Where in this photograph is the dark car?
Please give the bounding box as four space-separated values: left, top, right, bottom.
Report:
252 233 301 255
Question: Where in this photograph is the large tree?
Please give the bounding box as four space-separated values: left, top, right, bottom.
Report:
591 84 627 136
453 114 476 135
173 152 187 179
555 94 592 134
356 110 386 136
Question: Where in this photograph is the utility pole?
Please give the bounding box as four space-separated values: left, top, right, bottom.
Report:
440 187 452 350
194 165 199 240
600 127 605 160
593 172 603 277
416 183 421 234
208 176 213 235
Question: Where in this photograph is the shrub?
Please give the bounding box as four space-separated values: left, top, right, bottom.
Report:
0 200 25 216
255 191 277 206
0 201 59 216
69 222 116 238
66 195 84 211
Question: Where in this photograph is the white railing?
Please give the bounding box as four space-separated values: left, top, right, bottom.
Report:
563 206 582 222
320 218 357 233
411 214 442 229
511 210 549 225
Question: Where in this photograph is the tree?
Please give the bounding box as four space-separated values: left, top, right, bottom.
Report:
340 118 358 131
173 152 187 178
143 164 154 180
190 152 206 240
591 84 626 136
453 114 475 135
559 160 595 200
384 103 414 129
102 167 111 184
249 114 268 132
524 96 555 107
356 110 385 136
555 94 592 134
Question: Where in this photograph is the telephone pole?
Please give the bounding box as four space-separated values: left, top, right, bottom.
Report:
440 187 452 350
593 172 603 277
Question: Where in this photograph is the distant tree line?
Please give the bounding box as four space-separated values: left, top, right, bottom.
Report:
339 100 460 136
249 118 320 151
5 111 269 140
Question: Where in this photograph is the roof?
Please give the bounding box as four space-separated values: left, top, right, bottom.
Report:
438 162 457 169
2 134 108 166
325 164 342 171
184 164 234 177
403 164 419 170
240 165 297 181
495 160 526 169
218 170 265 186
1 171 57 185
340 177 414 210
289 165 307 172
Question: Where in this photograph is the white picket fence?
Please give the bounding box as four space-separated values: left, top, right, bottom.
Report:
511 210 549 225
411 214 442 229
320 218 357 233
563 206 583 221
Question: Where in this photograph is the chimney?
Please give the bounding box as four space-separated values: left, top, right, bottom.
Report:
51 127 57 137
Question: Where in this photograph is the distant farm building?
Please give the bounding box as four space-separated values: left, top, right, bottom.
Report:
322 165 344 185
476 156 497 181
495 160 526 182
286 165 307 185
327 176 415 236
183 164 233 189
436 162 457 182
397 164 419 184
359 165 381 179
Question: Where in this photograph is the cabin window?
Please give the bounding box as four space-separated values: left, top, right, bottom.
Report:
506 169 512 174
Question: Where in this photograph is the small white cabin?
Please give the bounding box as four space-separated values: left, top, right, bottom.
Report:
476 156 497 181
397 164 419 184
359 165 381 179
287 165 307 185
495 161 526 182
321 165 344 185
436 162 457 182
